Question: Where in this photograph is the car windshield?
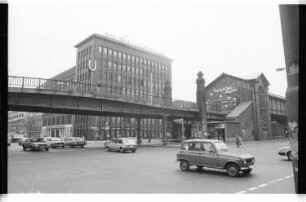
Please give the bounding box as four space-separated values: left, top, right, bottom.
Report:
32 138 45 142
214 142 229 152
123 139 136 144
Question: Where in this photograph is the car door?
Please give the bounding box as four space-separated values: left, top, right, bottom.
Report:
199 142 218 168
185 142 200 165
111 139 119 150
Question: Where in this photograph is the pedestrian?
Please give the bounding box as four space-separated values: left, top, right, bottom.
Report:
236 135 242 148
219 136 223 142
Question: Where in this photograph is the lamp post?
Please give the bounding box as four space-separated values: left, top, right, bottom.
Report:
279 5 299 193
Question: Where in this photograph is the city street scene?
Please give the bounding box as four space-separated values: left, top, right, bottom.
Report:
6 0 300 198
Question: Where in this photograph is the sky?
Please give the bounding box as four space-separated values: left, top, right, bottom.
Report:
9 0 288 102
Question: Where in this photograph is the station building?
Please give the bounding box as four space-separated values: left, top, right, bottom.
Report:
204 72 286 142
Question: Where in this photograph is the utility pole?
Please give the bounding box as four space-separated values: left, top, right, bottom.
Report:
279 5 299 193
196 71 207 138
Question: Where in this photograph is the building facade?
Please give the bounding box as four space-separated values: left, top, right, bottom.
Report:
42 34 173 141
72 34 173 140
8 111 43 139
204 72 286 141
41 66 76 138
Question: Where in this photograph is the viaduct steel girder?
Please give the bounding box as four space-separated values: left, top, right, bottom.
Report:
8 87 198 120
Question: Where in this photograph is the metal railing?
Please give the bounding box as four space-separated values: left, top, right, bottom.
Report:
8 75 197 110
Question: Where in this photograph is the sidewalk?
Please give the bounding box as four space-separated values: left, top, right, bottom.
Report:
85 138 289 148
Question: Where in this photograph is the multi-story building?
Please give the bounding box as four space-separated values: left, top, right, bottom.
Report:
8 111 43 139
8 111 28 138
26 112 43 138
41 34 173 140
73 34 172 140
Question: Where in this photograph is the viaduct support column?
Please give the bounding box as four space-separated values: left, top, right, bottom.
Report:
279 5 299 193
163 116 168 145
136 116 142 145
196 71 207 138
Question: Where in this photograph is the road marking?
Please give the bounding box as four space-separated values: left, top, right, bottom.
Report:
236 191 248 194
258 183 268 188
246 187 258 191
235 175 293 194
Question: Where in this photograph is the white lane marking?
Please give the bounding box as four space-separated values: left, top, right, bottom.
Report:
258 183 268 188
236 175 293 194
236 191 248 194
246 187 258 191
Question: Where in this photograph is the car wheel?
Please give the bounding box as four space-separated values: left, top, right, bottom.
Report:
106 146 110 152
120 148 124 153
287 152 293 161
46 148 49 151
132 150 136 153
81 145 84 148
180 160 189 171
243 169 252 174
227 164 240 177
23 146 26 151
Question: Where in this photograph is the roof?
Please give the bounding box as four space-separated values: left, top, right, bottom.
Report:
183 139 222 143
226 101 252 118
206 72 270 90
240 72 262 80
268 93 286 100
75 33 173 61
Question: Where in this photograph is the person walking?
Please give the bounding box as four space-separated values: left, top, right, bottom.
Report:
236 135 242 148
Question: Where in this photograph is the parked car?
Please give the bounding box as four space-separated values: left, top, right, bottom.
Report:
21 137 50 151
43 137 65 148
176 139 255 177
278 146 293 161
63 137 86 148
105 137 137 153
18 137 28 146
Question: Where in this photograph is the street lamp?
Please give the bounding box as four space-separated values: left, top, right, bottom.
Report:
276 67 286 72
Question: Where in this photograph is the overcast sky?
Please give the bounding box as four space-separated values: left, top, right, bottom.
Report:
9 0 287 102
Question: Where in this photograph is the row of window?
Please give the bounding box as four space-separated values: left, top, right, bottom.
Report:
98 46 170 72
75 115 163 126
43 115 72 126
104 73 164 90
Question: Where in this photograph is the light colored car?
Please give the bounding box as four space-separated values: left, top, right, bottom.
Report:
21 137 50 151
176 139 255 177
105 137 137 153
63 137 86 148
278 146 292 161
18 137 28 146
43 137 65 148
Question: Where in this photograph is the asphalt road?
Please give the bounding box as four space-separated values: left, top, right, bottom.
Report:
7 139 294 193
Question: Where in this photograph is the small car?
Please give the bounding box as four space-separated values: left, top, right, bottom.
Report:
105 137 137 153
176 139 255 177
63 137 86 148
21 137 50 151
18 137 28 146
278 146 293 161
43 137 65 148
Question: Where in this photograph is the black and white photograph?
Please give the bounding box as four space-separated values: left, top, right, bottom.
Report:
2 0 302 200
